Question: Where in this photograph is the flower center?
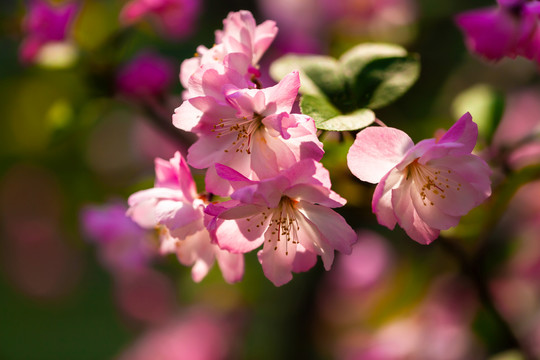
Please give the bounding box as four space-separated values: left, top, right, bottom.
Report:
212 113 264 154
407 161 461 206
268 197 300 255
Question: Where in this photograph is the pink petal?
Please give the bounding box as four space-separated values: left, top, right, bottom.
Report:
172 101 202 132
263 71 300 114
298 201 356 255
153 200 201 232
437 112 477 154
410 180 462 230
215 249 244 283
372 169 402 229
391 181 439 244
257 228 298 286
212 210 269 253
347 126 414 184
284 183 344 208
295 211 334 269
431 155 492 198
291 244 317 273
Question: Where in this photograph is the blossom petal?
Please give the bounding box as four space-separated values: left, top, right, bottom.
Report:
372 169 403 229
348 126 414 184
258 228 298 286
295 211 334 269
298 202 356 255
215 249 244 283
291 244 318 273
391 180 439 244
263 71 300 114
437 112 477 154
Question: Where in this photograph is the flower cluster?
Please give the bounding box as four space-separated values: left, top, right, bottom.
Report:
19 0 78 65
455 0 540 63
127 10 493 286
128 10 356 286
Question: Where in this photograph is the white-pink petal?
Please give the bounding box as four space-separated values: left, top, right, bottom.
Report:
348 126 414 184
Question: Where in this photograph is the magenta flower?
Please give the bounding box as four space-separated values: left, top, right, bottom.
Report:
128 152 244 283
19 0 78 64
120 0 200 39
179 10 278 94
174 70 324 196
81 201 156 273
116 51 175 99
347 113 492 244
206 159 357 286
455 0 540 63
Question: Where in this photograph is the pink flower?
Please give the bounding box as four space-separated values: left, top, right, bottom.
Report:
117 309 235 360
81 201 157 273
206 159 357 286
19 0 78 64
347 113 492 244
179 10 278 94
116 51 176 99
120 0 200 39
174 70 324 196
127 152 244 283
455 0 540 63
329 230 393 291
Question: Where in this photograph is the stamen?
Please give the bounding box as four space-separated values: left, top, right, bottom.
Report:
212 113 264 154
407 162 462 207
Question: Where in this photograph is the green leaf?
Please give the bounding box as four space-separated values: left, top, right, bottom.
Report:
316 109 376 131
270 43 420 130
452 84 505 142
269 55 344 99
340 43 408 77
299 94 341 123
351 55 420 109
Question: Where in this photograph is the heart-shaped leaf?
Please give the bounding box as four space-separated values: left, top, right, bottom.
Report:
270 43 420 131
300 95 375 131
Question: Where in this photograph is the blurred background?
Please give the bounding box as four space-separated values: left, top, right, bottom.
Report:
1 0 540 359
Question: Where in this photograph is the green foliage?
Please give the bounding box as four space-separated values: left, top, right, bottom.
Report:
270 43 420 131
452 84 505 143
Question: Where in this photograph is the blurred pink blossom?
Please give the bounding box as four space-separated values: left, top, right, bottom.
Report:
19 0 78 64
1 164 81 299
455 0 540 63
114 268 177 325
81 201 157 274
120 0 201 39
492 89 540 170
336 278 481 360
117 309 236 360
347 113 492 244
329 230 393 291
116 51 176 99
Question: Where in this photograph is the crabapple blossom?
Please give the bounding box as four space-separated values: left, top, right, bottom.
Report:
127 152 244 283
19 0 78 64
174 70 324 196
120 0 200 39
179 10 278 96
347 113 492 244
116 51 175 99
455 0 540 63
81 201 157 273
205 159 357 286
